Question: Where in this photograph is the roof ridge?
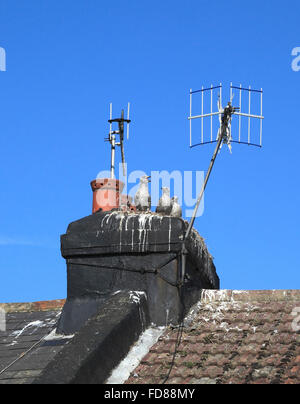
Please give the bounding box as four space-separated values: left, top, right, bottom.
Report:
200 289 300 303
0 299 65 313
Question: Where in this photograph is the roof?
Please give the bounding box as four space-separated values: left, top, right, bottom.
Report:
1 290 300 384
0 292 150 385
125 290 300 384
0 299 68 384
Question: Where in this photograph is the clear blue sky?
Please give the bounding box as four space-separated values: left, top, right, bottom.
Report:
0 0 299 302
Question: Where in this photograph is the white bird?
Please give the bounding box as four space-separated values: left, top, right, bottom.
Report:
134 175 151 212
156 187 172 215
170 196 182 218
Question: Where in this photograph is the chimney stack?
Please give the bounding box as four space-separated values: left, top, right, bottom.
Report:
57 207 219 334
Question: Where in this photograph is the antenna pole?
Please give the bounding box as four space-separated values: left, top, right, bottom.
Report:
107 104 131 179
111 134 116 179
119 109 126 176
180 134 222 285
181 102 239 283
189 89 192 147
184 132 223 241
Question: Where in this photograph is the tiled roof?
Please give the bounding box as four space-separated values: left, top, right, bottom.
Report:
0 292 150 384
0 299 69 384
0 299 65 313
125 290 300 384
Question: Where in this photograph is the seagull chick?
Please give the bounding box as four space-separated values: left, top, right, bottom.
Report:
156 187 172 215
134 175 151 212
170 196 182 218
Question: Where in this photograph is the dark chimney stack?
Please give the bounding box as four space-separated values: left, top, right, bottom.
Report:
57 191 219 334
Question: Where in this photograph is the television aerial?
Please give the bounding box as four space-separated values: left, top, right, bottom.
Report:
181 83 264 283
105 103 131 179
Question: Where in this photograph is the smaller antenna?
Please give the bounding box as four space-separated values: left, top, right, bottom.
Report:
105 103 131 178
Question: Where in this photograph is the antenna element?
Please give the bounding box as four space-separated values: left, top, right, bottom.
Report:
105 103 131 178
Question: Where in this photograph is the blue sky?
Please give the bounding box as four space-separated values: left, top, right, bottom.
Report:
0 0 300 302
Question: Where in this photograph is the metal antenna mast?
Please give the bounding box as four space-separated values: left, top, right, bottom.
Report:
181 83 264 283
106 103 131 179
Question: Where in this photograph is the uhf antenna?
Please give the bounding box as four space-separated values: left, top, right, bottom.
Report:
105 103 131 179
181 83 264 283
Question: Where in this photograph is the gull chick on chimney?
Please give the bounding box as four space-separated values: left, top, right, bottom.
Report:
170 196 182 218
156 187 172 215
134 175 151 212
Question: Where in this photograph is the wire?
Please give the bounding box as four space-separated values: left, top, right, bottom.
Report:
0 327 56 377
69 254 179 288
161 257 186 384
